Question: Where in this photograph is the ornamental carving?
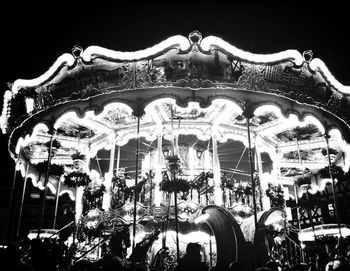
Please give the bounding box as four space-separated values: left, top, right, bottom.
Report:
2 32 350 139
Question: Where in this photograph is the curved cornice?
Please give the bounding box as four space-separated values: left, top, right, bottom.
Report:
309 58 350 95
7 32 350 96
201 36 304 66
202 35 350 95
12 53 76 95
2 31 350 135
82 35 190 62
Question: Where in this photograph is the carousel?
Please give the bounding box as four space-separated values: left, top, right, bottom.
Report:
1 31 350 270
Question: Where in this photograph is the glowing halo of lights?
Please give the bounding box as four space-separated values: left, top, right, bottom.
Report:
82 35 190 62
309 58 350 95
298 223 350 242
12 53 75 94
201 35 304 66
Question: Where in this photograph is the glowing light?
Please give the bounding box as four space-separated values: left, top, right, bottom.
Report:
254 104 283 118
309 58 350 95
25 98 34 114
28 229 58 240
212 136 222 206
328 129 350 171
12 53 75 94
19 163 26 177
298 224 350 242
82 35 190 62
154 136 163 207
283 186 289 200
303 115 325 134
194 213 210 224
75 186 84 223
102 172 112 210
59 189 75 200
47 182 56 195
201 36 304 66
0 90 12 132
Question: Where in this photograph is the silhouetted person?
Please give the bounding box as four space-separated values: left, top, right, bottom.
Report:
95 227 130 271
174 242 208 271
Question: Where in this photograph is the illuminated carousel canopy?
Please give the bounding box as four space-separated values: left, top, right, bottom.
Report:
4 30 350 269
1 30 350 193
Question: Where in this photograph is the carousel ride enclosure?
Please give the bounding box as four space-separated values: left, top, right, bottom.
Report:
1 31 350 269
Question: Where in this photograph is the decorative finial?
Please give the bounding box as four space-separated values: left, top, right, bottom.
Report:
188 30 202 45
302 50 313 63
72 45 84 58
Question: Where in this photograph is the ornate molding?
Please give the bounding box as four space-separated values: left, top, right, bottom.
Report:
2 32 350 140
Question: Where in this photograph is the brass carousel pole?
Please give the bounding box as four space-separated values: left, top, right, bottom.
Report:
149 155 153 207
16 163 30 238
296 137 317 241
294 136 308 263
7 155 20 243
245 115 258 230
37 129 56 238
205 178 213 268
52 178 61 229
293 183 305 263
171 105 180 262
324 132 343 242
116 145 120 174
132 116 141 251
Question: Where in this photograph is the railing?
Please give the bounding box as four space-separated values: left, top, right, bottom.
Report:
282 234 304 266
73 235 110 263
20 221 75 263
48 220 75 239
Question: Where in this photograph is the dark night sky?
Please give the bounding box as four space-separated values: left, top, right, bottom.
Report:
0 1 349 187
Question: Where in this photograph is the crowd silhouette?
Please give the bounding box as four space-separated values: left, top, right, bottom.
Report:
1 232 349 271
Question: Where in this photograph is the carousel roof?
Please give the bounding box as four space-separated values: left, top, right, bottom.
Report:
1 31 349 186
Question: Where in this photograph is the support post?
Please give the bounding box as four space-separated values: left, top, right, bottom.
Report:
38 130 56 238
52 179 61 229
174 180 180 262
102 135 116 211
295 137 317 243
293 183 305 263
132 116 141 251
246 117 258 230
212 136 222 206
16 163 30 238
324 133 342 240
7 158 20 243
